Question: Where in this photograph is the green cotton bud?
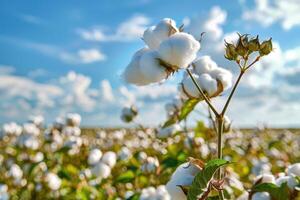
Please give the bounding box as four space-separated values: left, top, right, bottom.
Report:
224 42 238 61
259 38 273 56
248 36 260 51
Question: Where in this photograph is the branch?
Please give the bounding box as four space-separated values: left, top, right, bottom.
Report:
186 68 219 117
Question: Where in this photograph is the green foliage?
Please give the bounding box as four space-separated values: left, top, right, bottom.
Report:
116 170 135 183
187 159 230 200
162 99 199 128
252 182 289 200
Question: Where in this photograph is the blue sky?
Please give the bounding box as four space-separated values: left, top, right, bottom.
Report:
1 0 300 127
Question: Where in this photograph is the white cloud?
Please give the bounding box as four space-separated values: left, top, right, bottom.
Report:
0 37 106 64
19 14 44 25
0 65 15 74
77 14 150 42
243 0 300 30
100 80 114 102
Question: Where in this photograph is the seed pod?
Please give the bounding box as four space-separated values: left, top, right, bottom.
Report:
248 35 260 51
224 42 238 61
259 38 273 56
235 35 249 58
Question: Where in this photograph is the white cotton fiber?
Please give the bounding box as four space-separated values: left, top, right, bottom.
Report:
143 18 178 50
122 48 153 86
193 56 217 74
158 32 200 69
139 50 168 83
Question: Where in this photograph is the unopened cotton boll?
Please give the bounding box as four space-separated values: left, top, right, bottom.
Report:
101 151 117 168
91 162 111 178
143 18 178 50
123 48 153 86
252 192 270 200
139 51 168 83
287 163 300 177
166 162 201 200
158 32 200 69
275 176 297 190
66 113 81 127
88 149 102 165
45 173 61 190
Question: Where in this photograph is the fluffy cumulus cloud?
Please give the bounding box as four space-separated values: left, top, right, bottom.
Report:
77 14 150 42
0 67 179 126
243 0 300 30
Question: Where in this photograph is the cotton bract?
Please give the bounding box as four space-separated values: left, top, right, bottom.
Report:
143 18 178 50
158 32 200 69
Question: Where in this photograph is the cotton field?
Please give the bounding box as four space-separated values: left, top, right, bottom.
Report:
0 113 300 200
2 1 300 200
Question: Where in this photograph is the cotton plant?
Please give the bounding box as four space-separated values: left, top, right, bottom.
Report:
122 16 273 199
141 156 160 174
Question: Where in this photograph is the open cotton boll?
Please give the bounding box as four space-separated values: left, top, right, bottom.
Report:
140 185 171 200
118 147 132 161
66 113 81 127
275 176 297 190
28 115 44 127
123 48 153 85
252 192 270 200
91 162 111 178
158 32 200 69
254 174 275 184
139 51 168 83
287 163 300 177
45 173 61 191
8 164 23 180
0 184 9 200
23 123 40 136
157 124 181 139
209 68 233 90
193 56 218 75
2 122 22 136
101 151 117 168
88 149 102 166
166 162 201 200
141 157 159 173
143 18 178 50
181 73 218 98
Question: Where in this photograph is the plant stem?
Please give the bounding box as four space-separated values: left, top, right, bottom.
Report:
221 70 245 116
186 69 219 117
217 116 225 200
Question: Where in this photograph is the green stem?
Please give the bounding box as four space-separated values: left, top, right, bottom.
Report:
217 116 225 200
186 68 219 117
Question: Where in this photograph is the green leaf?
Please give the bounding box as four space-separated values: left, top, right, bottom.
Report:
162 99 199 128
207 196 220 200
252 182 289 200
187 159 230 200
116 170 135 183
